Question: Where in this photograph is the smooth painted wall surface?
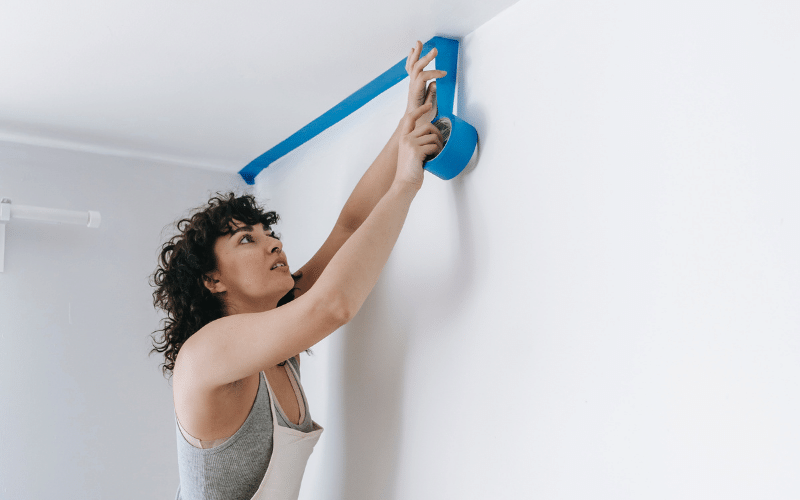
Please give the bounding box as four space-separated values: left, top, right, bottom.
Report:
256 0 800 498
0 143 242 498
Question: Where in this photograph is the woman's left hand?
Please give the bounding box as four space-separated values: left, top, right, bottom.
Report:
405 41 447 127
395 102 444 190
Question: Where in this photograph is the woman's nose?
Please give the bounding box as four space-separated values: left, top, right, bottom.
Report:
269 239 282 254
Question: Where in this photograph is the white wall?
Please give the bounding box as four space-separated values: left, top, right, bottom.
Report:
257 0 800 498
0 142 242 499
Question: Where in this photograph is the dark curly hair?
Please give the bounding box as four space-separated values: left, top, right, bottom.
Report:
149 191 308 378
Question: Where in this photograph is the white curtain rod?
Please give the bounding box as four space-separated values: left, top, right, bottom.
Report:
0 198 101 272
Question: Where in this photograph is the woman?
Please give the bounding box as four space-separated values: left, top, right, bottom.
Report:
150 41 446 500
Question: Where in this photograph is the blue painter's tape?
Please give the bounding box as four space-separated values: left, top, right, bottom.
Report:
422 37 479 180
428 37 458 119
239 36 477 185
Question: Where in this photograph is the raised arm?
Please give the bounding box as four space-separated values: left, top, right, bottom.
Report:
293 41 446 296
337 42 445 232
177 103 444 389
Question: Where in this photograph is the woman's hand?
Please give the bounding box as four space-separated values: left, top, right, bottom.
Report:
405 41 447 128
394 102 444 191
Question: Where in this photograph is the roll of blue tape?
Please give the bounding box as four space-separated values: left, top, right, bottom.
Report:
424 115 478 180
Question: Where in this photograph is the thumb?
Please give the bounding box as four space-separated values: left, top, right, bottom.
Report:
425 81 437 105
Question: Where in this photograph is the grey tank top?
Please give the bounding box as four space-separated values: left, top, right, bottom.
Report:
175 356 315 500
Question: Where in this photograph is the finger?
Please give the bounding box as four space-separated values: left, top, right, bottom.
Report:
405 41 422 74
409 102 433 122
421 143 443 157
415 134 444 151
418 70 447 82
410 122 442 137
415 47 437 72
408 102 433 122
402 102 433 133
431 125 444 143
408 77 426 95
413 47 438 74
410 134 443 155
423 82 437 105
413 126 442 141
411 122 442 138
414 132 444 151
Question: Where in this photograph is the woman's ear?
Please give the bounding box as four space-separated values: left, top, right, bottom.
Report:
202 271 226 294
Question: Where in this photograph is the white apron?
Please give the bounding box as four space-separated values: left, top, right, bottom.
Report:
250 364 324 500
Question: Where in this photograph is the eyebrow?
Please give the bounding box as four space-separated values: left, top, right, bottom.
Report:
227 225 273 239
227 224 253 240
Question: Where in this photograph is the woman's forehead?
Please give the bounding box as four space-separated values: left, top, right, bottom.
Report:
227 219 264 229
224 220 272 234
227 219 249 229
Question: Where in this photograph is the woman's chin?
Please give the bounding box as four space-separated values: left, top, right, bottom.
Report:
277 276 297 300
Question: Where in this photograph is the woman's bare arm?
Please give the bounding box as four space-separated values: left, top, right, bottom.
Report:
293 42 445 297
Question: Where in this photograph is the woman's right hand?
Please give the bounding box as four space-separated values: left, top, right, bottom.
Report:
394 102 444 191
405 41 447 128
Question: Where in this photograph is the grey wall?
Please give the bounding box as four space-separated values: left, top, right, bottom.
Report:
0 142 242 499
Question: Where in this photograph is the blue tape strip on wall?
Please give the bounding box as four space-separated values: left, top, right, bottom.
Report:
239 36 477 185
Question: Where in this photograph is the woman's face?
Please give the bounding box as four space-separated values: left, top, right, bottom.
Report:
207 220 295 314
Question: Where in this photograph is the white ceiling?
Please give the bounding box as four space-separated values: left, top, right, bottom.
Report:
1 1 519 174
